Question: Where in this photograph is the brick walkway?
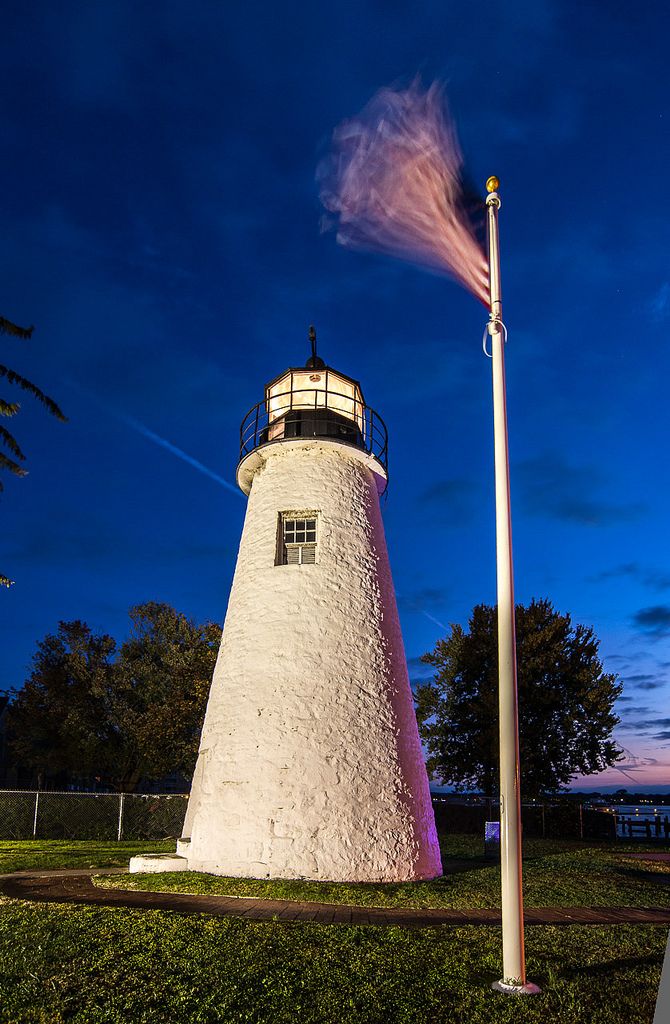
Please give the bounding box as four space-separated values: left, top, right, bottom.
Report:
620 852 670 864
1 870 669 927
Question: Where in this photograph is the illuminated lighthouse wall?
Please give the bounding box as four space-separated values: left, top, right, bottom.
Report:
134 354 442 882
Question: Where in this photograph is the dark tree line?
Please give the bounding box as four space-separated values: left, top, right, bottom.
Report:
6 595 622 797
5 603 220 792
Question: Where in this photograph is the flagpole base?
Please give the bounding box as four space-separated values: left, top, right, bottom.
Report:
491 979 542 996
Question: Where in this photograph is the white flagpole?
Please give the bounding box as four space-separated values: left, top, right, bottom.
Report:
485 176 540 996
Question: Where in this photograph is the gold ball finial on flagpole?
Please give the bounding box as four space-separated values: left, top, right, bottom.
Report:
486 175 500 193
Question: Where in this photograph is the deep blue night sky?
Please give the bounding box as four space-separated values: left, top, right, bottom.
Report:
2 1 669 790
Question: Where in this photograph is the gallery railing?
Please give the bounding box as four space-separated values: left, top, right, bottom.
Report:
239 386 388 477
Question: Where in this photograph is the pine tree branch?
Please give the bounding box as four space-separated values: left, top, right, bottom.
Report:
0 316 34 339
0 365 66 421
0 398 20 418
0 451 28 477
0 426 26 460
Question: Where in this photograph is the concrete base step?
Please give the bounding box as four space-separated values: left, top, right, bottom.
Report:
129 854 189 874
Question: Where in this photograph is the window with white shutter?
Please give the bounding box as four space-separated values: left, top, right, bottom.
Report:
278 515 318 565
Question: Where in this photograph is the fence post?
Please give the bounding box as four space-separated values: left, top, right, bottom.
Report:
117 793 125 842
579 803 584 840
32 791 40 838
541 804 545 838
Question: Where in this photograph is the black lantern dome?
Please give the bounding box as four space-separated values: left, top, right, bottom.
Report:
305 324 326 371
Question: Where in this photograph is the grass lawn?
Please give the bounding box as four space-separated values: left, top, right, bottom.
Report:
0 898 665 1024
0 840 174 875
0 837 667 1023
94 835 670 910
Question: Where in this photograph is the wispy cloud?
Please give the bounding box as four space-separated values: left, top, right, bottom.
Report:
407 655 432 673
406 655 436 687
589 563 670 591
420 478 479 526
9 527 236 569
624 673 665 689
631 605 670 639
515 453 646 526
397 589 449 631
620 717 670 733
397 587 449 613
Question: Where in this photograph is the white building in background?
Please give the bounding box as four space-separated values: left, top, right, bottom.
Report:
132 336 442 881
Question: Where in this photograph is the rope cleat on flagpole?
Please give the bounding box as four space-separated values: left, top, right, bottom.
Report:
482 318 507 358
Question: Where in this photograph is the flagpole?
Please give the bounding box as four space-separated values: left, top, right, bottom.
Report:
485 176 540 996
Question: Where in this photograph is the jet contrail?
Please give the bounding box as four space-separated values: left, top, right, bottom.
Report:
421 610 447 631
64 378 243 497
120 413 243 497
396 591 448 632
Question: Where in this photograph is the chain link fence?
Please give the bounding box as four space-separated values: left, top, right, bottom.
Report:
4 791 665 845
431 800 619 840
0 790 187 841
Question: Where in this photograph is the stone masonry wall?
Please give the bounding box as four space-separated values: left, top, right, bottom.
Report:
185 440 442 881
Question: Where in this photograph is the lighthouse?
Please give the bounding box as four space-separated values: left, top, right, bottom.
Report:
133 331 442 882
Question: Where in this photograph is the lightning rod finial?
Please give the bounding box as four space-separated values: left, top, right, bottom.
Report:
306 324 325 369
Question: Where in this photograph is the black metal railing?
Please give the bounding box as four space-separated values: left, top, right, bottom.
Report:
239 386 388 475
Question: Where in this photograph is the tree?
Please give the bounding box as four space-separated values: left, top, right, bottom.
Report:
6 620 118 784
6 603 221 791
414 598 623 798
1 315 66 587
110 602 221 791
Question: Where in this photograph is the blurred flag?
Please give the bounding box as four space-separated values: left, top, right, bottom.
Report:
318 80 489 306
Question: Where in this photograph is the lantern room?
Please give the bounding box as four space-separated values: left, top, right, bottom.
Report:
264 362 365 446
237 328 389 492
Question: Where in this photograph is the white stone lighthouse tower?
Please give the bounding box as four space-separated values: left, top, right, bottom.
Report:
147 333 441 882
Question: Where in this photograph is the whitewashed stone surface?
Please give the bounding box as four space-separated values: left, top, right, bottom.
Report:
129 854 188 873
183 440 442 881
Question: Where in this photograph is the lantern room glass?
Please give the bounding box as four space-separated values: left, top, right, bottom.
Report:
265 368 364 442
